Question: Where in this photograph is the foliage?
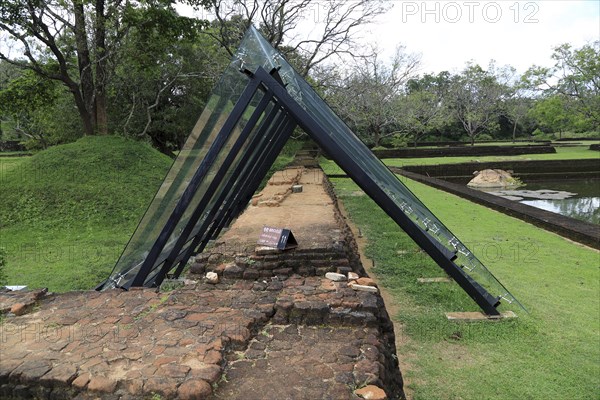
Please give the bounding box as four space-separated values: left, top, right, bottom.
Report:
109 24 227 155
0 68 81 147
447 62 507 145
0 0 209 137
524 41 600 132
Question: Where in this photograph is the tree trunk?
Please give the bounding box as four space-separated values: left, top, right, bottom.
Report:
512 119 518 142
73 0 96 136
68 82 95 137
470 134 475 146
94 0 108 135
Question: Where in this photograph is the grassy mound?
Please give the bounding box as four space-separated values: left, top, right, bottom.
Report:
0 136 172 291
0 136 172 229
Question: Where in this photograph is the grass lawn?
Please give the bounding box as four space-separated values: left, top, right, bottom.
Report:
330 176 599 400
321 145 600 175
0 136 173 291
0 136 301 292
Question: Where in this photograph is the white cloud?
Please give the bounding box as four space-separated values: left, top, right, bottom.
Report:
359 0 600 75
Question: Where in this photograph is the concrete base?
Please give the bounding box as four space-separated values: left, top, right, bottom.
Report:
446 310 518 321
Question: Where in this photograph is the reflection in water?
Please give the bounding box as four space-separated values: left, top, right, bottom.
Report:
468 178 600 224
519 179 599 225
521 197 600 225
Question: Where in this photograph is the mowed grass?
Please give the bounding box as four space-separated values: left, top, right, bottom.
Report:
321 145 600 174
0 136 173 291
330 176 599 400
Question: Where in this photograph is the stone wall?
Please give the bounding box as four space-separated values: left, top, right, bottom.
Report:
369 144 555 159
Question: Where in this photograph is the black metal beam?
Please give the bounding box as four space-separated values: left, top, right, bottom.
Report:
149 91 274 287
253 66 501 315
128 78 262 288
170 102 285 277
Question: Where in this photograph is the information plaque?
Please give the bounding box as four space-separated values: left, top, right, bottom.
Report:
257 226 298 250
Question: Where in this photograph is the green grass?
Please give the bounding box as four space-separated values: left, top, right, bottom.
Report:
0 136 173 291
321 145 600 174
330 176 599 399
0 136 302 292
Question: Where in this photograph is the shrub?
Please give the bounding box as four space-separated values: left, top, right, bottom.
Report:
391 134 409 148
477 133 494 141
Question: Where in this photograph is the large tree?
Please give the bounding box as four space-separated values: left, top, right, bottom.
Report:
200 0 388 76
448 63 507 145
328 46 421 147
524 41 600 131
397 72 452 145
0 0 205 137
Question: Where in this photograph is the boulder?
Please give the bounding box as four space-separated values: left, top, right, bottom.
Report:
467 169 522 189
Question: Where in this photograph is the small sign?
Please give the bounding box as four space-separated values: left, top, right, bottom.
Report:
257 226 298 250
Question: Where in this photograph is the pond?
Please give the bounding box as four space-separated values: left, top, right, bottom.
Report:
518 179 599 225
471 179 599 225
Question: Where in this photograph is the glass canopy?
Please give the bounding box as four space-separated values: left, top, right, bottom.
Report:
100 26 523 316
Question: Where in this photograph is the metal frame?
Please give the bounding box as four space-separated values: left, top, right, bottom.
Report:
101 65 502 315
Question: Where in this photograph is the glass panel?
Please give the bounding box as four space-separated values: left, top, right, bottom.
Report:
103 52 270 289
235 26 523 311
103 25 523 313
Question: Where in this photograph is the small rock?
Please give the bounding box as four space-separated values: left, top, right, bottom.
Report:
255 246 280 256
292 185 303 193
354 385 387 400
178 379 213 400
347 272 359 281
356 277 377 287
10 303 28 316
87 376 117 393
325 272 347 282
350 283 378 293
205 272 220 284
189 263 205 275
223 263 244 279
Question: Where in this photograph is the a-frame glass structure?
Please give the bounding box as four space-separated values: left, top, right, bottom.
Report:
99 26 523 316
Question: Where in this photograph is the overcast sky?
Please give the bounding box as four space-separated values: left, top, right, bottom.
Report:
360 0 600 75
180 0 599 76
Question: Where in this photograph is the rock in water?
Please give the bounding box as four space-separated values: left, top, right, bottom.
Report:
467 169 522 189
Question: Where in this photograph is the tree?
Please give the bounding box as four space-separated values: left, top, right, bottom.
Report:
0 0 205 137
528 95 576 138
448 63 506 145
200 0 388 76
398 72 453 145
328 46 421 147
524 41 600 131
110 25 228 156
504 94 533 141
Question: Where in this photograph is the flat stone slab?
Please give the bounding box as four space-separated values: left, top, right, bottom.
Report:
445 311 518 321
417 277 453 283
488 189 577 200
